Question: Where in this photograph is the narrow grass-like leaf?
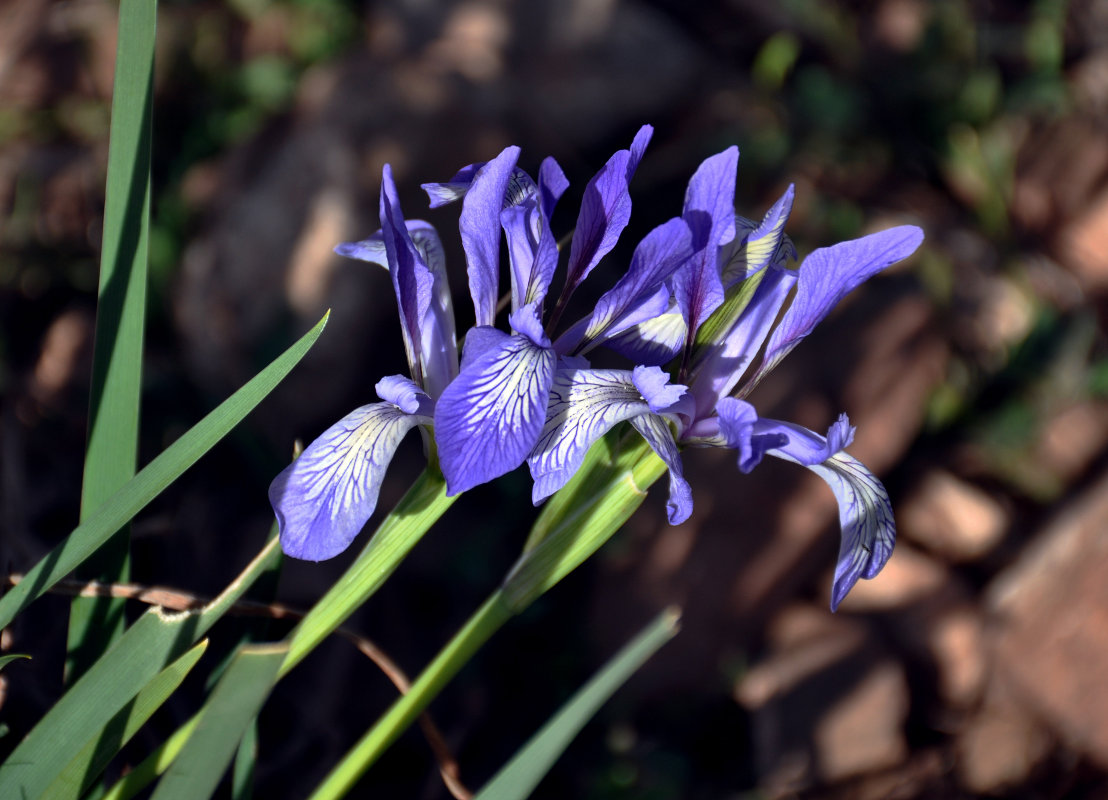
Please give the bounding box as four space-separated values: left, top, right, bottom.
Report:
308 592 515 800
474 607 681 800
0 654 30 672
67 0 158 681
231 720 258 800
100 718 200 800
95 469 457 800
308 441 669 799
280 464 456 675
0 539 281 799
503 438 665 612
0 312 328 631
43 640 209 800
150 643 287 800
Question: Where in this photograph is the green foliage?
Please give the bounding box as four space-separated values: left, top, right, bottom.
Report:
474 609 680 800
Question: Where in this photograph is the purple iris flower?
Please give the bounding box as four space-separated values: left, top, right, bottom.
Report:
268 165 458 561
425 125 699 497
528 146 924 610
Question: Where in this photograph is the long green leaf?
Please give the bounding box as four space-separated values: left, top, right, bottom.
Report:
0 654 30 672
150 643 287 800
474 608 681 800
0 538 281 799
0 312 328 631
68 0 157 681
98 467 457 800
44 639 209 800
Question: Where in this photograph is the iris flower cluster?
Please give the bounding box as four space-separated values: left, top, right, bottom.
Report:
269 125 923 610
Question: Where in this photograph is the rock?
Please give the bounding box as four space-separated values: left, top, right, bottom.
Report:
987 466 1108 768
956 694 1051 794
735 605 909 788
898 470 1008 562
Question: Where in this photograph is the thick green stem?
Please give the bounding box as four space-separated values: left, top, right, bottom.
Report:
309 591 514 800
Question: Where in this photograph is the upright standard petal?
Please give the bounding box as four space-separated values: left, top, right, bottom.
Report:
671 146 739 344
761 416 894 611
434 307 556 494
603 300 688 367
760 225 924 375
718 184 795 288
502 200 559 311
460 146 521 327
575 217 693 350
562 148 633 297
270 398 431 561
379 165 434 389
689 265 797 415
538 157 570 220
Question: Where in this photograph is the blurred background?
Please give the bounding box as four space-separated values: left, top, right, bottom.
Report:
3 0 1108 797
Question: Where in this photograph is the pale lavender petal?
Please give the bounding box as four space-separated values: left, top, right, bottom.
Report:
757 414 889 611
631 365 688 414
379 165 434 388
759 414 855 466
563 149 633 295
538 156 569 220
630 413 692 525
270 402 430 561
761 225 924 375
528 369 650 503
811 452 896 610
672 147 739 343
719 185 796 287
603 301 688 366
375 374 433 416
502 201 559 311
576 217 693 350
422 162 485 207
689 265 797 416
434 331 556 494
335 220 445 276
461 146 521 327
714 397 788 471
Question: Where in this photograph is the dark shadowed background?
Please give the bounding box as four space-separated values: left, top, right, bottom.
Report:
3 0 1108 797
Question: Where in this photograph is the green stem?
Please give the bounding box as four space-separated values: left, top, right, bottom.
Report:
309 591 514 800
281 465 456 676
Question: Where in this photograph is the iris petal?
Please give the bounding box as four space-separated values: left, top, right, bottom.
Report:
761 415 892 611
434 329 557 495
460 146 521 327
603 301 688 366
672 147 739 341
630 413 692 525
528 369 651 503
718 185 795 287
269 402 430 561
760 225 924 375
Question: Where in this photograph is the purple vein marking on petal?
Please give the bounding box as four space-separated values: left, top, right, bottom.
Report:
270 402 430 561
808 452 895 611
630 413 692 525
528 369 649 503
460 146 521 327
760 225 924 375
434 332 556 495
